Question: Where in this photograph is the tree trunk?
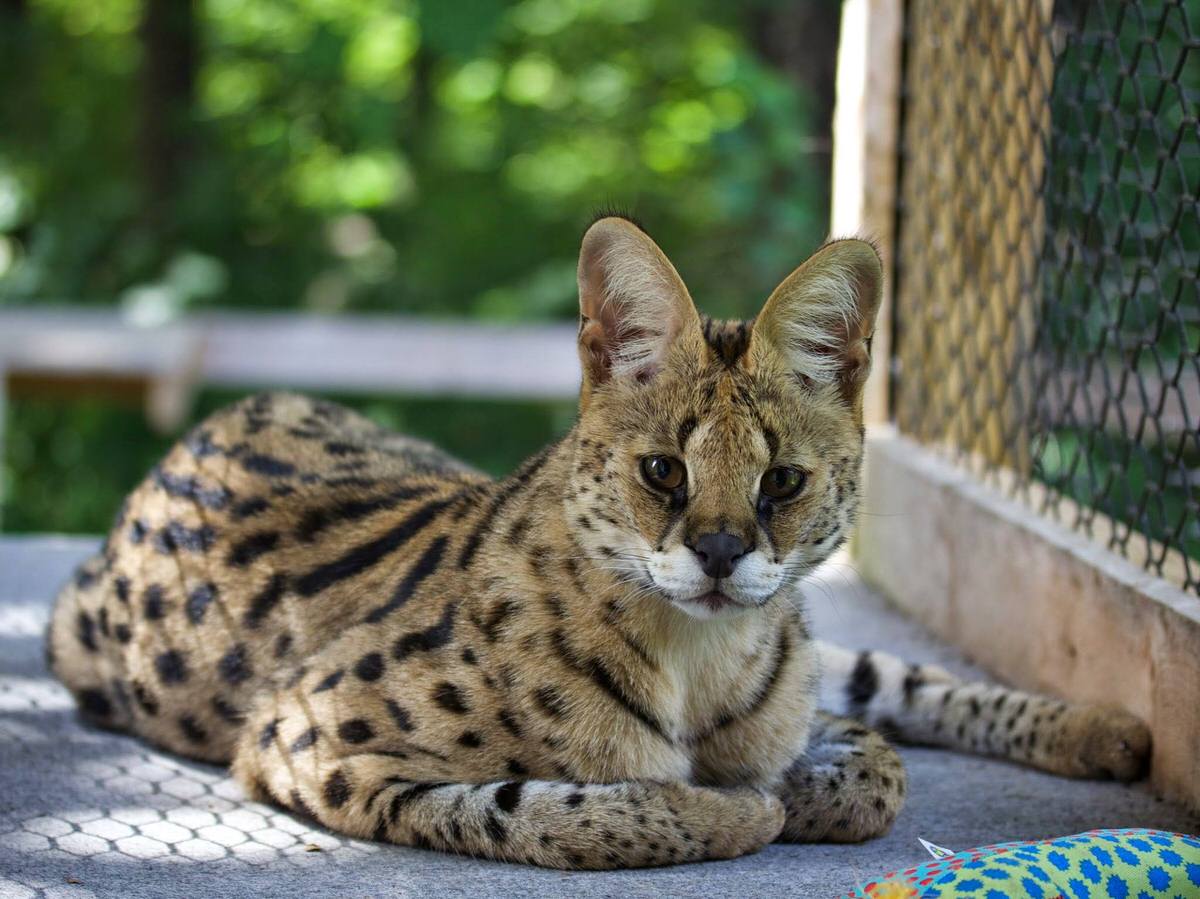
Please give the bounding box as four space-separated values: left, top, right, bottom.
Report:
751 1 842 152
138 0 197 228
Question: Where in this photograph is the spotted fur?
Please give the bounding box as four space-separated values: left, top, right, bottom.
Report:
47 217 1150 869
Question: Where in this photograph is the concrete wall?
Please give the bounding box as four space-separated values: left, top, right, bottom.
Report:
854 428 1200 812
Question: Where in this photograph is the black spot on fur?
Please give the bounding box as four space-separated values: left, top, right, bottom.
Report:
323 770 351 808
478 598 516 642
338 719 375 744
218 644 252 685
846 651 880 708
290 727 320 752
506 759 528 777
154 468 232 510
386 700 414 732
290 789 317 820
313 669 345 693
143 584 167 620
113 576 130 604
432 682 469 715
76 612 98 652
232 497 270 520
274 632 293 658
494 781 523 814
132 681 158 716
154 522 216 554
241 454 296 478
227 531 280 568
565 791 585 807
211 696 244 724
534 685 568 718
457 730 483 748
114 623 132 644
323 441 363 456
129 520 148 544
97 607 111 638
78 689 112 718
355 652 384 682
185 428 222 458
179 715 207 744
902 664 924 705
155 649 188 685
259 718 280 748
461 647 477 665
392 601 457 659
186 583 218 625
498 709 523 737
484 813 507 843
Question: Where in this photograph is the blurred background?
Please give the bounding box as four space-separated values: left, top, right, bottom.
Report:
0 0 842 533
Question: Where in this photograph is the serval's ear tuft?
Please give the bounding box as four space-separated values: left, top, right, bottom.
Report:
576 217 699 393
753 239 883 402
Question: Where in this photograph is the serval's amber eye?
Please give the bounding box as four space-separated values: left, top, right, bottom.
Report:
640 455 686 491
760 466 806 500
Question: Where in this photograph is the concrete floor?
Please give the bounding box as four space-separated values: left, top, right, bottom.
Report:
1 536 1196 898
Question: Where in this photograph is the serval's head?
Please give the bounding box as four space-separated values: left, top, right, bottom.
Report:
567 215 882 620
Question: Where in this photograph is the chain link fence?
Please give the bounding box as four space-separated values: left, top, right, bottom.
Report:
892 0 1200 592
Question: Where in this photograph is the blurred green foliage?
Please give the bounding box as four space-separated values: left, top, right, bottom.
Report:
1034 1 1200 563
0 0 834 533
0 0 829 321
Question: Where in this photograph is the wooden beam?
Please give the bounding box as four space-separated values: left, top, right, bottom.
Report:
830 0 904 426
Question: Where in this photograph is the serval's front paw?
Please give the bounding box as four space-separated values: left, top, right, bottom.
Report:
689 786 786 861
1052 704 1151 782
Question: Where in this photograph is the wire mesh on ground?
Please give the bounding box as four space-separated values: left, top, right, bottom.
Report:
893 0 1200 592
0 599 379 899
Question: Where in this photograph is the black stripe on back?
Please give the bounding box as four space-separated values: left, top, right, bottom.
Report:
295 496 457 597
360 532 451 624
458 447 552 570
244 573 288 628
364 536 449 624
295 484 438 542
227 530 280 567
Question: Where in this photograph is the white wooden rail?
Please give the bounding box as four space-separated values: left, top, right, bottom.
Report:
0 307 583 429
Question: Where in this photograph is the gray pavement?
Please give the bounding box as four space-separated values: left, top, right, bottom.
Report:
1 536 1196 898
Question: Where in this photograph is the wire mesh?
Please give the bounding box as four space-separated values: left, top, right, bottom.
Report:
893 0 1200 592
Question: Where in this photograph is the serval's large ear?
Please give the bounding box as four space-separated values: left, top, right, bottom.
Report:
752 239 883 404
576 216 700 399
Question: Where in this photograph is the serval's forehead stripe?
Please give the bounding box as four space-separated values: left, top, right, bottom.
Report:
700 316 754 367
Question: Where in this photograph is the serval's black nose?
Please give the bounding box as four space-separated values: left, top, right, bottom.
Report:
691 532 748 580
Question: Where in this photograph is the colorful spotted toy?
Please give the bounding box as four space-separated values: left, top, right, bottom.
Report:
847 829 1200 898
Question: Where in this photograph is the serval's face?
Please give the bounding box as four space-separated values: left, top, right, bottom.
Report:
566 217 881 620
